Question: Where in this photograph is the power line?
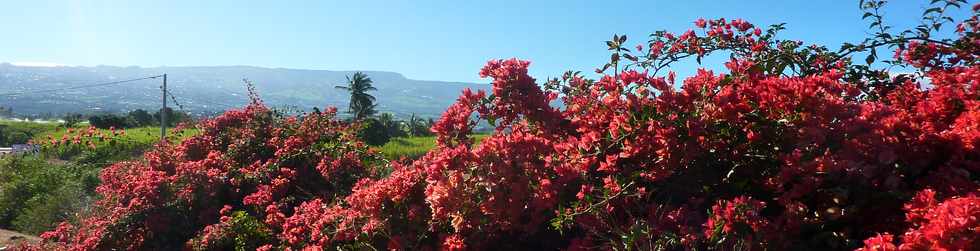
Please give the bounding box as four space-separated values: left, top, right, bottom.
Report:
167 89 241 111
165 88 242 110
0 75 164 97
165 88 185 111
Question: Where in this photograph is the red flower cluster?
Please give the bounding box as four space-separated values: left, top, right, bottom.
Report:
479 59 562 129
858 190 980 251
703 196 768 246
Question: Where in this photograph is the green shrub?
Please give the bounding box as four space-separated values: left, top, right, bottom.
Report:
0 156 99 234
127 109 155 127
188 211 275 251
357 118 391 146
12 179 95 234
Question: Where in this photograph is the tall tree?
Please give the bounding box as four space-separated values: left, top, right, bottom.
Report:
128 109 155 127
407 113 423 136
62 113 83 128
335 72 377 120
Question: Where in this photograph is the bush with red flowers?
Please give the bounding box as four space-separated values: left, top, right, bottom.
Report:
17 1 979 250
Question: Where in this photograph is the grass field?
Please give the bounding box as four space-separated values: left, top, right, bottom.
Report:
1 120 187 147
0 120 61 133
377 134 488 160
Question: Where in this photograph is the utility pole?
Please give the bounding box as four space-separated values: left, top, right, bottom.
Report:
161 74 167 141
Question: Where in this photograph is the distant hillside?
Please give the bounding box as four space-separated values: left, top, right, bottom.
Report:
0 63 489 119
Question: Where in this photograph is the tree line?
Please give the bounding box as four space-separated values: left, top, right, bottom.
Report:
62 107 193 129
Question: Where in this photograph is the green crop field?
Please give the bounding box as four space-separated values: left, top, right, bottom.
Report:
0 120 61 133
36 126 197 145
377 134 488 160
1 119 197 148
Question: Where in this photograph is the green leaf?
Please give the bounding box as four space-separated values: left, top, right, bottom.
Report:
917 26 930 35
598 63 612 73
624 54 638 61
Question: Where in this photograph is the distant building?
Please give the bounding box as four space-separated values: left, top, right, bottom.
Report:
11 144 37 153
0 144 38 156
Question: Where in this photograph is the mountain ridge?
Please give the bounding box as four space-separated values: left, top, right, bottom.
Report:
0 63 489 119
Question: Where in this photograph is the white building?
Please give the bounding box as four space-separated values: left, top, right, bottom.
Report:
0 144 38 156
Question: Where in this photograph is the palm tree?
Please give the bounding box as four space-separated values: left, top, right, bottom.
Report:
407 113 419 136
335 72 377 120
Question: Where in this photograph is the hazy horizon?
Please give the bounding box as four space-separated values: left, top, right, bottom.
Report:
0 61 482 84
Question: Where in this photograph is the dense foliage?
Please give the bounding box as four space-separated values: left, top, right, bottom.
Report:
0 125 187 236
0 156 99 235
18 1 980 250
358 117 394 146
87 114 133 130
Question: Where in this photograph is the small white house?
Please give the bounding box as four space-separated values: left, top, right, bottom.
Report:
0 144 38 156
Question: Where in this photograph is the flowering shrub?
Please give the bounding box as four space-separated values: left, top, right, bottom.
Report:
18 1 980 250
856 190 979 250
19 105 385 250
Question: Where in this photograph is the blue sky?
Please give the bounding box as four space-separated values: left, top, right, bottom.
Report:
0 0 968 83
